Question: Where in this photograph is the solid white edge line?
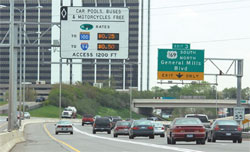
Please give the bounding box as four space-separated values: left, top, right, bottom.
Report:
73 127 204 152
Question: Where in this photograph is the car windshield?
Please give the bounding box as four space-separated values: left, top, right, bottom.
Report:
217 120 238 125
113 118 122 122
95 118 110 124
134 120 152 126
174 118 202 125
117 121 130 126
186 115 209 123
84 114 93 118
153 122 163 127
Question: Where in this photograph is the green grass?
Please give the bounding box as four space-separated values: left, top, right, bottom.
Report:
97 107 144 119
28 105 145 119
0 101 7 106
29 105 62 118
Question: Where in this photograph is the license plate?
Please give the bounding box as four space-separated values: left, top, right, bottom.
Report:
226 133 231 136
141 127 146 129
187 134 193 138
62 128 68 131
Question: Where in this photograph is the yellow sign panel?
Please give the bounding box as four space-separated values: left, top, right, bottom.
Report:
158 71 204 80
242 119 250 125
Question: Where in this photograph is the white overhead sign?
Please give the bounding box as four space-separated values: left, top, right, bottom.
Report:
234 107 245 121
60 7 129 59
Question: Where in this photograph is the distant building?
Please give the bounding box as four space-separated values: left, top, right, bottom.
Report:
0 0 52 85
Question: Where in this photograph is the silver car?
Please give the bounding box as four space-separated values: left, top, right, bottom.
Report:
152 122 165 137
55 121 73 135
113 121 131 137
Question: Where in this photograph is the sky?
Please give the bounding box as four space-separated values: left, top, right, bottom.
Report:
52 0 250 91
148 0 250 91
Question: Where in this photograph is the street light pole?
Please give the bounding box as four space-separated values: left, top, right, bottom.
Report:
37 1 41 83
130 63 132 119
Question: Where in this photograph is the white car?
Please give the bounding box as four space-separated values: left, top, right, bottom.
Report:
24 112 31 119
55 120 73 135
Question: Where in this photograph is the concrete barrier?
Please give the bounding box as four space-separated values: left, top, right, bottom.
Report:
0 118 81 152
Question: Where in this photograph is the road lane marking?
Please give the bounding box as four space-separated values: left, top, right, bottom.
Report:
74 127 204 152
43 124 80 152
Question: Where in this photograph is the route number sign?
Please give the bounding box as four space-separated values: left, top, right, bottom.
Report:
234 107 245 121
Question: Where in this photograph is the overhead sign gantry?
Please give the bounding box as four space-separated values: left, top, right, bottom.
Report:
60 7 129 59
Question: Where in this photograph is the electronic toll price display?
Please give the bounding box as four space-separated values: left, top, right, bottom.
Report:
97 43 119 50
60 7 129 59
98 33 119 40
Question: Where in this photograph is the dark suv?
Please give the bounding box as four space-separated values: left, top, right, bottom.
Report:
93 117 112 134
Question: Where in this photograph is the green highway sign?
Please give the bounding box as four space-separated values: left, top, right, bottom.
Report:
158 44 205 80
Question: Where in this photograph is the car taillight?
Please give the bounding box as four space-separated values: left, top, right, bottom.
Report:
93 124 96 127
237 125 242 131
162 127 165 130
214 125 220 131
148 126 153 130
132 127 139 130
199 127 206 132
68 126 72 128
57 126 61 128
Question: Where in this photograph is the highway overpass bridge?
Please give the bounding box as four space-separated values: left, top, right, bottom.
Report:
133 99 250 108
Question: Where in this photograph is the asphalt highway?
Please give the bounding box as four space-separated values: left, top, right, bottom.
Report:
11 122 250 152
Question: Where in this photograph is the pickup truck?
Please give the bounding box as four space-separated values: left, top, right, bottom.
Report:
185 114 211 139
82 114 94 126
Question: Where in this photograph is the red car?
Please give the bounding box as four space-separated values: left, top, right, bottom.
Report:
166 118 206 145
82 114 94 126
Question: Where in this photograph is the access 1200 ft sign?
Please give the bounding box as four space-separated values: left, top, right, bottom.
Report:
60 7 129 59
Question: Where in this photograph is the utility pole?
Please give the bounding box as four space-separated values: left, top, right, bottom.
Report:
147 0 150 91
8 0 18 131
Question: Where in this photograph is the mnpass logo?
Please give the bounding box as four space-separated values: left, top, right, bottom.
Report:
80 24 93 30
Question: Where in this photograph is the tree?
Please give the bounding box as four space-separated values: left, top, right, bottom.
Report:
222 87 237 99
242 87 250 100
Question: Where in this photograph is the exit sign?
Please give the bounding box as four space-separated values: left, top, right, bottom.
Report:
158 43 205 80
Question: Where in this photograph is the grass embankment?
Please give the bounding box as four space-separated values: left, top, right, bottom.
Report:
0 101 7 106
97 107 144 119
29 105 62 118
29 105 144 119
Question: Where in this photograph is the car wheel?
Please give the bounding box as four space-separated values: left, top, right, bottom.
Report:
129 135 134 139
167 137 171 144
55 132 58 135
238 138 242 143
93 130 96 134
107 131 111 134
160 134 165 138
70 132 73 135
171 137 176 145
114 134 118 138
233 139 237 143
212 135 216 142
149 135 154 139
207 136 211 142
82 123 84 126
196 140 201 144
201 139 206 145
